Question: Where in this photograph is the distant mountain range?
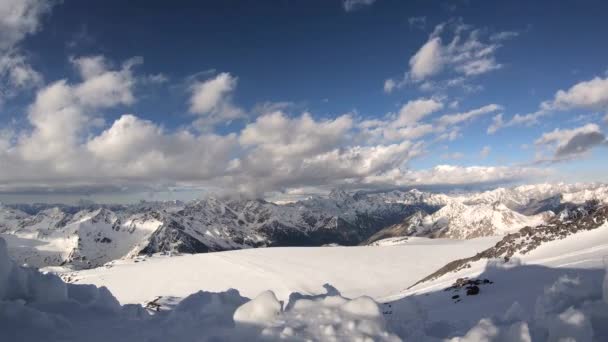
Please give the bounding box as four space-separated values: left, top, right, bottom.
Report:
1 183 607 269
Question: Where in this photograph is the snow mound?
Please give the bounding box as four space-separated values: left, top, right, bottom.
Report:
258 291 400 341
233 290 282 326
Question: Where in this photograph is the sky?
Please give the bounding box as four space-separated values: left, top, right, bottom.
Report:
0 0 607 204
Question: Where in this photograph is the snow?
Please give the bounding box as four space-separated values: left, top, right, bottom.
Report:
0 236 402 341
2 183 607 271
406 201 550 239
0 209 163 269
3 183 608 340
233 290 281 325
3 216 608 341
68 236 501 304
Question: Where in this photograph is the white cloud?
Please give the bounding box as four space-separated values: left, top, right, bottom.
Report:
535 124 607 162
393 98 444 127
383 78 396 93
360 101 501 144
492 76 608 133
364 164 550 188
436 104 502 127
436 128 461 141
0 82 550 197
0 0 54 103
240 111 353 157
0 57 241 191
227 110 432 196
0 52 42 99
343 0 376 12
189 72 244 127
396 20 513 87
87 115 238 180
480 146 491 158
544 76 608 111
487 114 503 134
15 56 139 163
0 0 52 50
409 37 444 80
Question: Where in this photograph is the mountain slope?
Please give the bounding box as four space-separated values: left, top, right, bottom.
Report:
365 201 551 243
408 200 608 288
3 183 608 270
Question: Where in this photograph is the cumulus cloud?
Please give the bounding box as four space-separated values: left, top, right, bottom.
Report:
240 111 353 157
86 115 238 181
189 72 244 128
16 55 139 163
343 0 376 12
0 84 549 197
491 76 608 133
535 123 607 162
0 55 153 187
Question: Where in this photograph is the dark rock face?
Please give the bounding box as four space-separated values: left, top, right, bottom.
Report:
140 220 210 255
137 193 438 255
514 194 565 215
361 210 429 245
410 201 608 288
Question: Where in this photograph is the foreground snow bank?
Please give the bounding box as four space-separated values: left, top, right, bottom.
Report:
3 234 608 341
385 262 608 341
234 287 400 341
0 237 400 341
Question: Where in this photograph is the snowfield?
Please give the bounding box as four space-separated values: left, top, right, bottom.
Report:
67 236 501 304
3 222 608 340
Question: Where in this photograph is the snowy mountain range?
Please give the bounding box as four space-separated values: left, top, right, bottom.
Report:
1 183 607 269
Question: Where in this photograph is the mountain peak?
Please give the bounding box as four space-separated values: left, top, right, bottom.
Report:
328 189 352 202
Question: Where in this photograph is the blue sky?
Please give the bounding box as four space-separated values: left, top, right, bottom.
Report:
0 0 607 203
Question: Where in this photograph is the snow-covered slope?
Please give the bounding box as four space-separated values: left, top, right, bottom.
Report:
460 182 608 209
66 236 501 304
407 201 608 289
366 202 551 242
1 192 437 269
0 204 27 233
1 208 163 268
